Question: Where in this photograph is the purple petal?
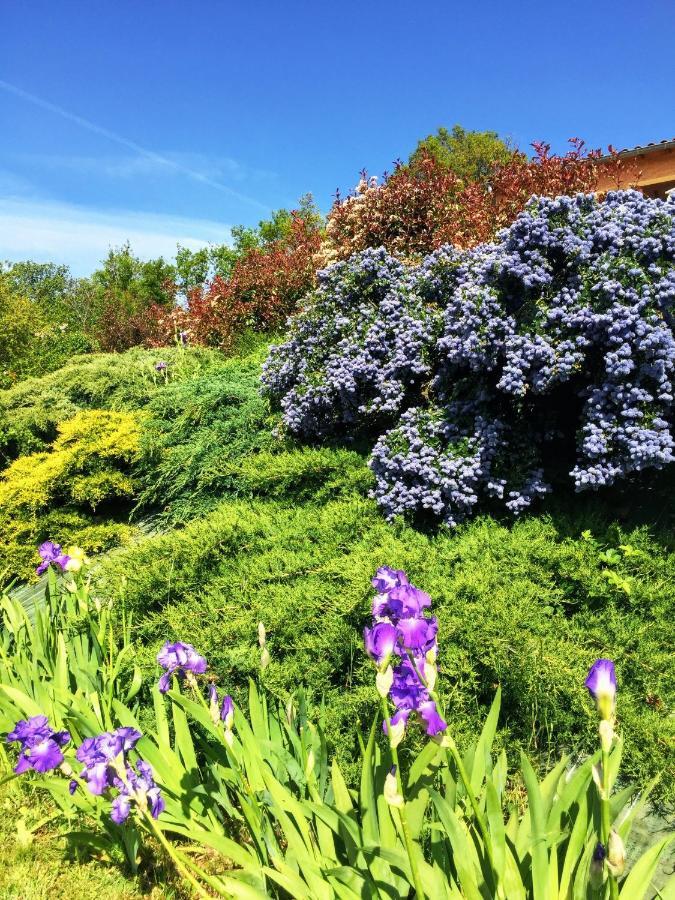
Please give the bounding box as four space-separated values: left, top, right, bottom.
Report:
147 786 165 819
84 762 112 795
28 738 64 772
14 752 32 774
417 700 447 736
396 615 438 652
114 727 142 751
364 621 398 664
110 794 131 824
585 659 617 700
158 671 172 694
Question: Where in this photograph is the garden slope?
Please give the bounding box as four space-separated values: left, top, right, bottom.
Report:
98 488 675 799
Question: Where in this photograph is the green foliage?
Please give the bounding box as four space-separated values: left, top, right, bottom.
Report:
0 346 222 464
133 351 278 523
174 195 324 291
409 123 514 181
97 492 675 801
0 410 143 582
0 277 96 389
0 568 671 898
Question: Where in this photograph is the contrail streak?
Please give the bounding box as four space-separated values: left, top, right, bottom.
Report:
0 79 269 212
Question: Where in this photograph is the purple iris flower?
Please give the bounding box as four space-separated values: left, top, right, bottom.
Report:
364 621 398 664
36 541 70 576
585 658 617 720
417 700 448 736
396 615 437 652
7 715 70 774
111 793 132 824
109 759 164 824
76 727 142 795
585 659 617 702
154 361 168 372
372 566 408 594
367 567 447 741
157 641 208 693
220 694 234 725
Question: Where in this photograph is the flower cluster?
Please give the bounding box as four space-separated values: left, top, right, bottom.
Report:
266 190 675 526
36 541 89 576
7 715 70 773
364 567 446 741
262 248 441 438
157 640 208 693
75 726 164 823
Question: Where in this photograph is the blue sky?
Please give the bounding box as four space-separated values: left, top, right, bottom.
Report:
1 0 673 275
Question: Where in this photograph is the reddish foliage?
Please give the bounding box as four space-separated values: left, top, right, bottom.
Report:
179 215 322 351
94 280 179 352
325 140 639 260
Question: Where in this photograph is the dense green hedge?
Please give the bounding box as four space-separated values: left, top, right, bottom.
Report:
0 346 223 465
98 476 675 798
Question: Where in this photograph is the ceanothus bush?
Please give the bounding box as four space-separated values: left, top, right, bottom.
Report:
265 191 675 525
261 248 441 438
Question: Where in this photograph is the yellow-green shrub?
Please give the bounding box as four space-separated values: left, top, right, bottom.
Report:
0 410 142 582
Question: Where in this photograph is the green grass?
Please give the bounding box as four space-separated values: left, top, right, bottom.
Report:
0 786 182 899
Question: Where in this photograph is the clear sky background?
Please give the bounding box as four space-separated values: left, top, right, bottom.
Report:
1 0 673 275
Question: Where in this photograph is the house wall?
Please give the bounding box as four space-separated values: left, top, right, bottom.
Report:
595 146 675 198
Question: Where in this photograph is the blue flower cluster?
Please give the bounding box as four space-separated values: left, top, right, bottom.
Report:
264 191 675 525
262 247 441 438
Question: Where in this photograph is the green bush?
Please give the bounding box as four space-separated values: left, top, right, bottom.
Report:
133 351 278 523
97 486 675 800
0 346 223 465
0 410 143 582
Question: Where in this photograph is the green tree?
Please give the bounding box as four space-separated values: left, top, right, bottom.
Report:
409 124 514 182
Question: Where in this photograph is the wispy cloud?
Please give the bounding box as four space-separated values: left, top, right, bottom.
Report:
0 198 231 276
13 151 278 185
0 79 270 211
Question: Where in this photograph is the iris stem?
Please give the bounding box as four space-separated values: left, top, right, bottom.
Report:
601 747 619 900
141 808 212 899
381 698 425 900
404 650 503 897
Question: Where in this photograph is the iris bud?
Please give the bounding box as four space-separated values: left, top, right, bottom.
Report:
260 647 271 670
607 830 625 877
599 719 615 753
258 622 267 648
376 665 394 698
424 659 437 692
388 716 406 749
383 767 404 808
589 843 607 889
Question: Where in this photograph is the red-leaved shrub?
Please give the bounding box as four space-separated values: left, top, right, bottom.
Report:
178 214 322 351
323 140 639 261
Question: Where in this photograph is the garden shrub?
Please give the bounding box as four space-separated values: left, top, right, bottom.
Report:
0 346 221 465
323 140 636 262
145 214 323 351
96 490 675 799
262 247 441 438
0 410 142 581
266 190 675 527
133 351 278 523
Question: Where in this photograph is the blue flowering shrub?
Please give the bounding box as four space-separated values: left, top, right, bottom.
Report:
265 191 675 526
262 247 442 439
